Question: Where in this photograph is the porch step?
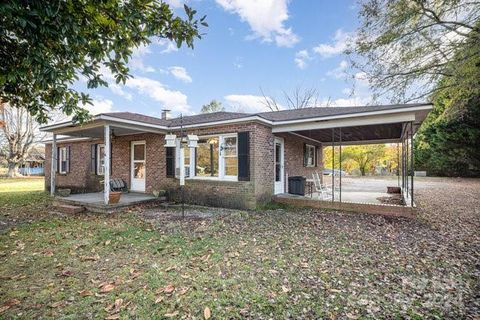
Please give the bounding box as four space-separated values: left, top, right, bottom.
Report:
54 204 85 214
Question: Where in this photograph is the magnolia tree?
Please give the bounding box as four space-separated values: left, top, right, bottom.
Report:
0 1 207 124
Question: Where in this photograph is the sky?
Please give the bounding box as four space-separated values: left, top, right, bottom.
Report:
77 0 371 118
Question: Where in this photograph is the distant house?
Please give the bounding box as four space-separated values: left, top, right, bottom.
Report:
41 103 432 209
19 145 45 175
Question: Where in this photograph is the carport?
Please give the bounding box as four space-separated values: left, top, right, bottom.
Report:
272 104 432 213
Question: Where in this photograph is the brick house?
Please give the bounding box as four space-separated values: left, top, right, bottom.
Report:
42 103 432 209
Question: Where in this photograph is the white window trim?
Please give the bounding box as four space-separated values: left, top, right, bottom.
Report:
305 144 316 168
97 144 105 176
175 133 239 181
58 147 67 174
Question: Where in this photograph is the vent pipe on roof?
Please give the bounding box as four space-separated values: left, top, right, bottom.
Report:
161 109 171 120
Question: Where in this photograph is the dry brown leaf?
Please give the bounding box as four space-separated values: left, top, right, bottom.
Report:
164 284 175 294
178 287 189 296
105 315 120 320
164 311 179 318
100 283 115 293
81 255 99 261
154 295 164 304
204 306 211 319
79 289 93 297
0 298 20 313
281 285 291 293
49 301 64 308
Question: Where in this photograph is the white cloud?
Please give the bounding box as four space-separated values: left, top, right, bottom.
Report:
224 94 283 113
216 0 299 47
109 83 133 100
84 99 114 115
156 39 179 54
168 66 192 83
313 29 353 58
326 60 349 79
294 50 311 69
126 76 191 113
129 44 155 73
164 0 184 8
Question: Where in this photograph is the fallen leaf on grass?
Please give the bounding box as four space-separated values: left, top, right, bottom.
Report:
105 315 119 320
204 306 211 319
164 311 179 318
154 296 164 304
281 285 291 293
99 283 115 293
79 289 93 297
49 301 64 308
0 299 20 313
81 255 99 261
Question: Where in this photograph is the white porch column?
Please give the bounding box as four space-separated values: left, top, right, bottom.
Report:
50 134 57 196
104 125 110 205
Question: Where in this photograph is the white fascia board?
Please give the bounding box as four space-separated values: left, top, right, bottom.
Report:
271 104 432 126
169 116 273 130
98 115 169 131
43 137 101 144
272 113 416 133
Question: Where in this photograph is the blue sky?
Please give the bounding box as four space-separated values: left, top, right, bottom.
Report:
78 0 371 117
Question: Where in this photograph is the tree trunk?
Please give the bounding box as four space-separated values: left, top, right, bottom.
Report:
6 161 20 177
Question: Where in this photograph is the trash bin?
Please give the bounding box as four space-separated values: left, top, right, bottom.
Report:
288 176 306 196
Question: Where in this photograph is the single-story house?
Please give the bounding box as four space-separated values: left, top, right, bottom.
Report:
41 103 432 210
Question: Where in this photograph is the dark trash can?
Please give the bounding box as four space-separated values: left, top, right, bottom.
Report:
288 176 306 196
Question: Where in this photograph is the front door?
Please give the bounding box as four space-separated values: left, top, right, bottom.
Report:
274 137 284 194
131 141 146 192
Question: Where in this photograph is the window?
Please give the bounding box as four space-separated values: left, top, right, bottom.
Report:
97 144 105 175
304 144 316 167
222 136 238 177
196 137 219 177
59 147 68 174
175 134 238 181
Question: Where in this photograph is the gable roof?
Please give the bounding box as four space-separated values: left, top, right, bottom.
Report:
101 103 432 127
41 103 432 133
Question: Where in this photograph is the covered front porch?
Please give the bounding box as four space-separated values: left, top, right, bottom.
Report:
42 114 168 205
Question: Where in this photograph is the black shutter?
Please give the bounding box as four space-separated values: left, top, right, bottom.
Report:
303 143 307 167
66 146 71 173
237 131 250 181
166 147 175 178
56 147 60 173
315 146 318 167
90 144 97 174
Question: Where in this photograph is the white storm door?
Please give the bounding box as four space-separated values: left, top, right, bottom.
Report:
274 137 285 194
131 141 146 192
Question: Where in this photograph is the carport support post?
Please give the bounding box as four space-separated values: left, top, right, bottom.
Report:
410 121 414 206
50 134 57 196
339 128 342 203
104 125 110 205
331 128 335 203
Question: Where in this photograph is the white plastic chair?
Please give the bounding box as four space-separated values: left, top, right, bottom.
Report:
312 172 332 200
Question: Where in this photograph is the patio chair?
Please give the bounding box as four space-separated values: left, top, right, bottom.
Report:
312 172 332 200
110 178 129 193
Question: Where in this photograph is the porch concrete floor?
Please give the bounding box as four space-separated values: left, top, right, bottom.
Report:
54 192 159 212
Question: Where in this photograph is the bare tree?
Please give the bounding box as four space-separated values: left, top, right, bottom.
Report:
0 103 46 177
260 85 320 111
349 0 480 103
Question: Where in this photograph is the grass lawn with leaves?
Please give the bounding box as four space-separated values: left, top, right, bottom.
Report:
0 178 479 319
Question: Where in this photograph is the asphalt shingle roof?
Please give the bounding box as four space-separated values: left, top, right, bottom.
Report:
101 103 431 128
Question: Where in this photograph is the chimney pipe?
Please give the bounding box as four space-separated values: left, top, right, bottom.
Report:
161 109 171 120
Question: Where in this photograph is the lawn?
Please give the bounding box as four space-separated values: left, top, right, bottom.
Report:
0 178 478 319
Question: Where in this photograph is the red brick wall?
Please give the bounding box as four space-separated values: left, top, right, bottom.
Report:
277 133 323 181
45 139 104 193
163 122 274 209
